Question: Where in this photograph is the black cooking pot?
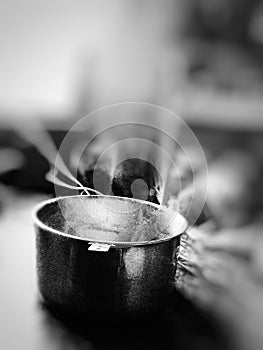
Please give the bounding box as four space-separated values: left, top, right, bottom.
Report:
34 195 187 319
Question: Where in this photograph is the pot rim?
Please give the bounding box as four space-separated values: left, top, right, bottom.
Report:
33 195 188 247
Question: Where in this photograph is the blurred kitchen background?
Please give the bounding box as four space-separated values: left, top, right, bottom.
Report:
0 1 263 350
0 0 263 191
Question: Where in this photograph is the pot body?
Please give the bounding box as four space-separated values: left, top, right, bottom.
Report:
34 196 186 317
36 229 180 316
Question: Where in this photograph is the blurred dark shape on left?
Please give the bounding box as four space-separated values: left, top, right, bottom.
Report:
0 129 67 194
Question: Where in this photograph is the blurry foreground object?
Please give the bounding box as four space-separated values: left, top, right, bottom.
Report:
0 148 24 175
177 223 263 350
176 147 263 350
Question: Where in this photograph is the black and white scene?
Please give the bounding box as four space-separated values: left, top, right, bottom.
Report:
0 1 263 350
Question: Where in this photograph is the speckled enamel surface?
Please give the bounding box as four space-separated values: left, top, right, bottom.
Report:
34 196 185 317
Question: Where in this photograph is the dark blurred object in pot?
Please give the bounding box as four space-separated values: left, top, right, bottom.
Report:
77 141 159 203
